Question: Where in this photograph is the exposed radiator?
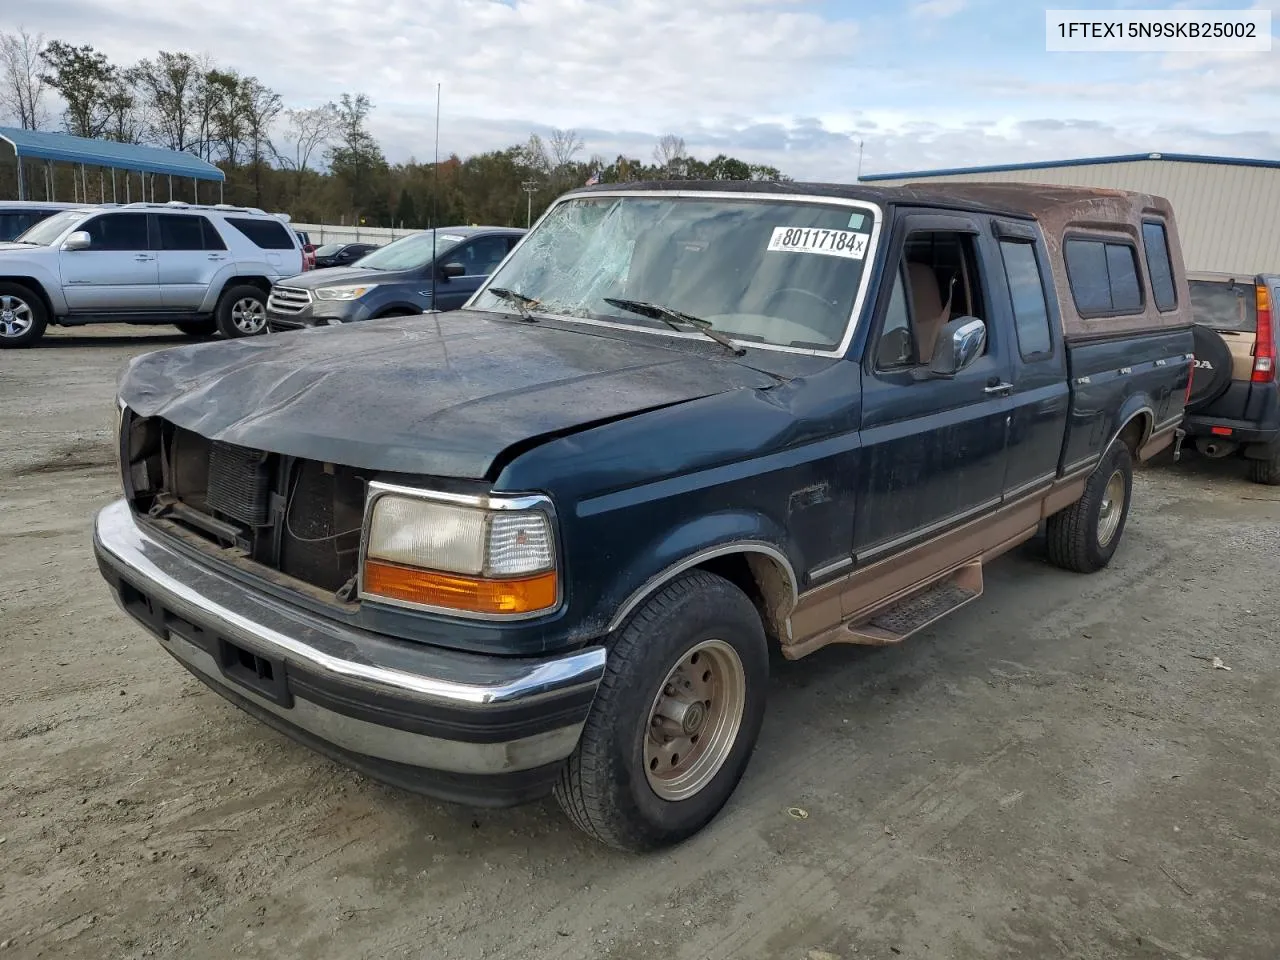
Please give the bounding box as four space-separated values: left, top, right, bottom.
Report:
206 441 270 526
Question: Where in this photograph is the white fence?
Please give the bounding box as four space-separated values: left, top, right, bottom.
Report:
291 223 423 246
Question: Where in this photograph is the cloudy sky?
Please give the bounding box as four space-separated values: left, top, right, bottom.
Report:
12 0 1280 181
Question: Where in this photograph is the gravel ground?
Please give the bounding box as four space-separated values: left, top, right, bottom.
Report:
2 325 1279 960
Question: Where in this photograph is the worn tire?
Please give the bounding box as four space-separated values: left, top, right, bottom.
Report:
174 319 217 338
1046 442 1134 573
554 570 768 852
1249 447 1280 485
0 282 48 348
215 284 268 338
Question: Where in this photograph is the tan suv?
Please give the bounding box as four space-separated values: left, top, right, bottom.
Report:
1181 272 1280 483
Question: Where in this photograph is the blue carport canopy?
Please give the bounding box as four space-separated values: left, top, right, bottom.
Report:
0 126 224 181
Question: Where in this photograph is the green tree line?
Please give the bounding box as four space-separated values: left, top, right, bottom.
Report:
0 30 790 228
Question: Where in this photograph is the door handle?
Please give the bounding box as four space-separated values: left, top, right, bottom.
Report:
207 254 226 260
134 255 154 261
984 382 1013 395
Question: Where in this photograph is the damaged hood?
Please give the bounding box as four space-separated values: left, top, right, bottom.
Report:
118 311 778 479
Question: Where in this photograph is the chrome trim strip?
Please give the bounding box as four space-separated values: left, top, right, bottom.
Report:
357 481 562 622
606 541 799 634
1061 455 1102 478
808 556 854 581
465 190 886 359
158 631 586 774
95 500 603 709
856 495 1004 565
1004 471 1057 501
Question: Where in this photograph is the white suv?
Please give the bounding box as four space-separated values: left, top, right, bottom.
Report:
0 201 304 347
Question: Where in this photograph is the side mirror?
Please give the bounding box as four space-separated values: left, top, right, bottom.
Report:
440 261 466 279
928 316 986 378
62 231 91 251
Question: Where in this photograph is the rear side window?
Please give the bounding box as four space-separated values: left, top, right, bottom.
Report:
81 213 149 251
157 214 225 251
999 240 1052 358
1064 237 1144 317
1189 279 1257 333
1141 221 1177 312
223 217 295 250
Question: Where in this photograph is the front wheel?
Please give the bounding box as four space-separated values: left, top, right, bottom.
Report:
215 285 268 338
0 283 48 348
1046 442 1134 573
554 570 768 851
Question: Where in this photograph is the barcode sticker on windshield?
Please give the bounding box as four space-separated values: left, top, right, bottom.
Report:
767 226 868 260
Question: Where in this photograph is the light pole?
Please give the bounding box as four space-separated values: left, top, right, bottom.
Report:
521 179 538 228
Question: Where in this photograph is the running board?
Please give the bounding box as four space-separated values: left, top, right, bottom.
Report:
844 561 984 646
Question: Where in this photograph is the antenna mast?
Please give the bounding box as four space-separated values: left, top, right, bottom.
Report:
430 82 441 312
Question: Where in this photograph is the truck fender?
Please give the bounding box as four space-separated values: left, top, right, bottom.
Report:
597 511 800 637
1108 395 1154 456
0 268 66 317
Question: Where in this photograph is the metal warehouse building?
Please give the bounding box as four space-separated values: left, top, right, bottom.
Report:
860 153 1280 277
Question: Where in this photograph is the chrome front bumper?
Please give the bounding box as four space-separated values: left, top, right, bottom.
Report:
93 499 605 803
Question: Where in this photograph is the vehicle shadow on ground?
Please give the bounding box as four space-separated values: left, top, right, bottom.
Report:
348 534 1080 862
38 333 204 348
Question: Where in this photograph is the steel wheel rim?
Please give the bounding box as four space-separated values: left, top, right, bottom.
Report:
231 297 266 334
0 294 34 338
643 639 746 802
1097 469 1126 546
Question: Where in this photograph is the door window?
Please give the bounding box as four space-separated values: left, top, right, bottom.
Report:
875 231 988 370
463 236 513 276
81 213 149 251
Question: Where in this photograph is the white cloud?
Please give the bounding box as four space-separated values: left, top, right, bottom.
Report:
10 0 1280 184
909 0 968 20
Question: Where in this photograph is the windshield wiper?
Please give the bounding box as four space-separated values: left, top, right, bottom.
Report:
487 286 540 321
603 297 744 356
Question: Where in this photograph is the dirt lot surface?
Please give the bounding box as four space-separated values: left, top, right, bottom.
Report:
2 326 1279 960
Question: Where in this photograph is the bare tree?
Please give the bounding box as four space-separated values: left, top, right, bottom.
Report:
134 51 201 151
0 28 47 129
39 40 118 138
653 134 686 175
240 77 281 205
281 103 339 173
521 133 550 173
547 128 583 169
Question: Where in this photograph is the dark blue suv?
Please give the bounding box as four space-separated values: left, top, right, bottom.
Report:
265 226 525 331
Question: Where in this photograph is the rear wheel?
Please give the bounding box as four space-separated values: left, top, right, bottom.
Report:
215 285 268 338
554 570 768 851
0 283 48 348
1046 442 1134 573
1249 446 1280 485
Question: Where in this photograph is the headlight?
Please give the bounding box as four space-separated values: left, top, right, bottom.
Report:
315 284 379 301
360 486 558 617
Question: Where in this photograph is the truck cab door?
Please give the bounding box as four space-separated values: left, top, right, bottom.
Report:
854 212 1015 562
989 219 1070 498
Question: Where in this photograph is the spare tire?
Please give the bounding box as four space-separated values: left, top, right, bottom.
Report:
1186 324 1233 412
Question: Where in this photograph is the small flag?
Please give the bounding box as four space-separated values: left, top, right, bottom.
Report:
584 171 600 186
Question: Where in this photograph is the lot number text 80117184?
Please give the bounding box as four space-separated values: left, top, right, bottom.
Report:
767 226 869 260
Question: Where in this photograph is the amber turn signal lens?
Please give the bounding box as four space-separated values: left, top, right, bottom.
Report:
363 559 558 615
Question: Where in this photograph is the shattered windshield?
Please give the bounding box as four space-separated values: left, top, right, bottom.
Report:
470 195 876 351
